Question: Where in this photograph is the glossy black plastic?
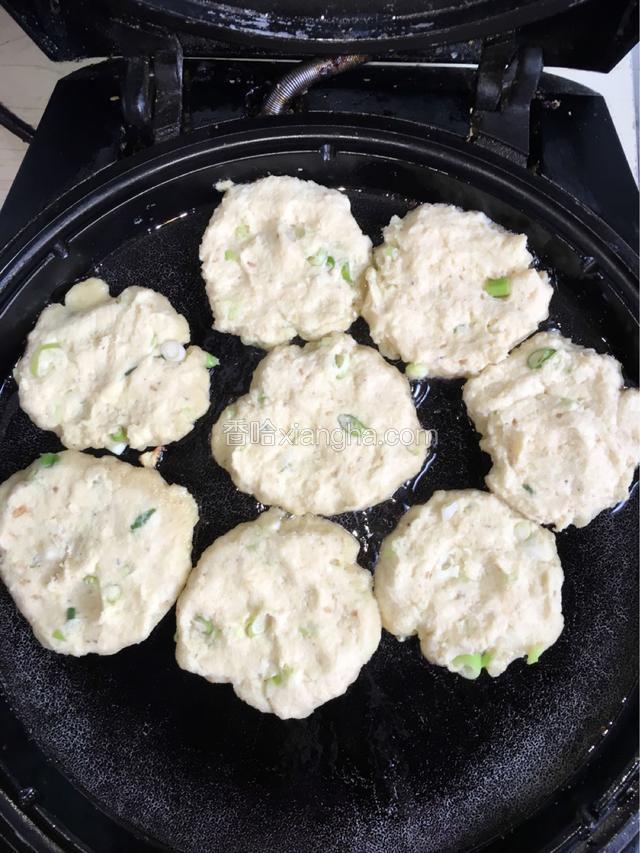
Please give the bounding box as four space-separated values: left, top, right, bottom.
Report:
0 116 637 852
3 0 638 68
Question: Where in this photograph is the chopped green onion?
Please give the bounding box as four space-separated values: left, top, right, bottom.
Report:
267 664 293 686
480 650 494 669
299 626 314 639
83 574 98 586
384 245 399 259
338 413 368 436
326 255 335 269
109 426 128 444
30 342 61 378
205 353 219 369
130 508 156 531
334 352 350 378
405 362 428 380
124 366 137 377
307 248 328 266
66 607 76 621
245 611 267 637
341 263 353 283
527 645 545 665
452 653 483 680
224 249 239 262
515 520 534 542
257 392 267 405
234 223 250 240
522 483 535 495
484 277 511 298
52 629 65 641
39 452 60 468
104 583 121 604
527 348 557 369
193 615 215 636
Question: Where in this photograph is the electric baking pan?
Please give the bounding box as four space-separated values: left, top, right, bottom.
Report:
0 114 636 851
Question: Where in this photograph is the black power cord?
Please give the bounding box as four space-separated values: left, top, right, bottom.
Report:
0 103 35 144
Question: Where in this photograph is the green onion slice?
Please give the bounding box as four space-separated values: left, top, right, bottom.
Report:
66 606 76 621
527 347 557 369
130 508 156 531
205 353 219 369
338 413 368 436
109 426 128 444
480 650 494 670
452 653 483 680
405 362 428 380
326 255 335 269
193 615 215 636
526 644 545 665
341 263 353 283
307 248 328 266
224 249 239 262
245 611 267 637
484 277 511 298
52 629 65 641
267 664 293 686
234 223 250 240
39 452 60 468
522 483 535 495
104 583 122 604
30 342 61 377
83 574 98 586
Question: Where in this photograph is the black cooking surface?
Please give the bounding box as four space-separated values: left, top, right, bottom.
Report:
0 127 637 851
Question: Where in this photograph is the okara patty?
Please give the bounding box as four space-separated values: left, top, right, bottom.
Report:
199 176 372 349
362 204 552 378
463 331 640 530
15 278 214 452
176 508 381 719
374 490 564 678
211 333 431 515
0 450 198 655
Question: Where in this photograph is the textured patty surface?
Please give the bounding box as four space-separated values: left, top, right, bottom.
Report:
463 331 640 529
176 508 381 719
211 333 431 515
0 450 198 655
374 489 564 678
199 176 372 349
362 203 552 378
15 278 212 452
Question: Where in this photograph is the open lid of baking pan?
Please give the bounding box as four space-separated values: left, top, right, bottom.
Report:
2 0 638 67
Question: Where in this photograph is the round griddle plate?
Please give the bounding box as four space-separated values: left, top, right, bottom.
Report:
0 119 636 852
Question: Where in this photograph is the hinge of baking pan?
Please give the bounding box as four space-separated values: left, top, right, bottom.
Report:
111 20 183 147
470 35 543 168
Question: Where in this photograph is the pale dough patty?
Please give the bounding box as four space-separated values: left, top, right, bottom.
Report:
199 176 372 349
176 508 381 719
362 203 553 378
374 490 564 678
211 333 431 516
15 278 214 452
0 450 198 656
463 331 640 530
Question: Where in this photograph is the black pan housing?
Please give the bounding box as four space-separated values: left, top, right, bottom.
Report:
0 115 637 853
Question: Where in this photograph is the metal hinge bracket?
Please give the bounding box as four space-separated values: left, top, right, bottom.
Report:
111 20 183 147
470 35 543 167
